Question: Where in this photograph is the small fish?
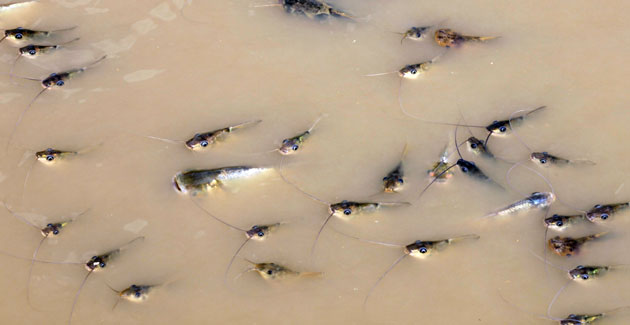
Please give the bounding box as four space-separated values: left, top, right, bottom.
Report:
548 232 608 257
398 25 432 44
7 55 107 150
341 233 479 308
427 146 454 182
146 120 262 150
173 166 271 195
2 202 86 308
11 38 81 76
278 115 326 155
585 203 629 222
244 261 322 280
484 105 546 140
279 0 355 20
380 144 408 193
1 26 76 44
117 284 152 303
530 152 596 166
434 28 498 48
485 192 555 218
544 214 585 230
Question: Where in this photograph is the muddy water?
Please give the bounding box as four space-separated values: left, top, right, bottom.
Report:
0 0 629 324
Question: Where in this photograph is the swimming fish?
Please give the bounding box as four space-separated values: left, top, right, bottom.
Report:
427 146 454 182
241 260 322 281
278 115 326 155
398 25 432 44
173 166 271 195
279 0 355 20
585 203 629 223
530 152 594 166
224 223 283 284
1 26 76 44
548 232 607 257
336 232 479 309
10 37 81 76
146 120 262 150
485 192 555 218
7 55 107 150
434 28 498 48
380 144 408 193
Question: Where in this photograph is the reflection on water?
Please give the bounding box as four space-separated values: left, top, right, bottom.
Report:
0 0 629 324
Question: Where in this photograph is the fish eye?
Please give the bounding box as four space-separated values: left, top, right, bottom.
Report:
46 155 54 161
99 262 106 268
556 221 563 227
53 229 59 235
135 291 141 298
600 213 608 220
257 231 264 237
200 140 208 147
282 139 289 144
47 223 53 227
92 256 97 259
470 143 477 149
461 166 469 173
410 68 417 74
581 274 589 280
267 270 273 275
343 209 352 215
398 178 404 184
382 177 388 181
291 144 299 151
28 49 36 55
56 80 64 86
499 126 507 132
419 247 428 254
15 33 22 39
540 158 546 164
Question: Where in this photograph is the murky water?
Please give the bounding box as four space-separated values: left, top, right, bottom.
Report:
0 0 629 324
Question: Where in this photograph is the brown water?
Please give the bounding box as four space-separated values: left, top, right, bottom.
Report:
0 0 629 324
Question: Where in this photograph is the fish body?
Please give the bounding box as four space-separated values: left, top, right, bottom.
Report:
490 192 555 217
544 214 584 230
559 314 603 325
184 120 261 151
434 28 498 48
40 221 69 237
531 152 569 165
404 234 479 258
252 262 322 280
279 131 310 155
281 0 353 20
329 200 379 220
19 44 59 57
245 223 281 241
428 148 453 182
3 27 50 42
402 26 431 42
382 163 404 193
173 166 269 194
119 284 152 302
456 158 489 180
548 232 607 257
585 203 629 222
568 265 608 281
466 137 493 158
85 252 113 272
485 106 546 136
398 61 432 79
35 148 77 164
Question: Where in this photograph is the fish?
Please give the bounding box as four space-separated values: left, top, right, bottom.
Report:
243 260 322 281
173 166 271 195
278 115 326 155
585 203 629 223
548 232 608 257
146 120 262 150
398 25 432 44
485 192 555 218
427 146 454 182
7 55 107 150
434 28 498 48
1 26 76 44
279 0 355 20
10 38 81 76
338 233 479 309
381 144 408 193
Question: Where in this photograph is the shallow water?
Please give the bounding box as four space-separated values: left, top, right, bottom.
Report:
0 0 629 324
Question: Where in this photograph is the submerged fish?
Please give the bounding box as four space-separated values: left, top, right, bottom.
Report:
1 26 76 43
280 0 355 20
185 120 261 150
173 166 271 195
399 25 432 43
486 192 555 217
585 202 629 223
248 261 322 280
530 152 595 166
548 232 607 257
434 28 498 48
427 146 453 182
381 144 408 193
34 148 78 164
278 115 325 155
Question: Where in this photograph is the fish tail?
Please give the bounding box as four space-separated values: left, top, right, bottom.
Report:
299 272 324 278
467 35 499 42
583 231 608 243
